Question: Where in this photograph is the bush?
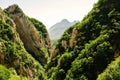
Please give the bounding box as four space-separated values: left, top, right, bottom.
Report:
97 57 120 80
0 65 10 80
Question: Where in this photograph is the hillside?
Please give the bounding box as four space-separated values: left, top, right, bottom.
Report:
0 4 51 80
48 19 78 44
47 0 120 80
4 4 51 65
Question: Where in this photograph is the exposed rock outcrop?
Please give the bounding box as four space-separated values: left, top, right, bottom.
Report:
0 8 45 80
69 28 78 48
4 4 51 65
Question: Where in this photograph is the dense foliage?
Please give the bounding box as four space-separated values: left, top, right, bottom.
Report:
0 65 27 80
97 56 120 80
46 0 120 80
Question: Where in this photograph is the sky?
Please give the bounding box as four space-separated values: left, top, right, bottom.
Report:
0 0 98 29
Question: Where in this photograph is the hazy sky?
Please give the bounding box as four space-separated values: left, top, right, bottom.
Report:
0 0 98 29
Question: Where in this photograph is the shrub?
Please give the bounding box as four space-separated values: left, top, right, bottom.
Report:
97 57 120 80
0 65 10 80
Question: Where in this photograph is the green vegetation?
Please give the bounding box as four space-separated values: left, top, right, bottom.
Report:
97 57 120 80
65 34 114 80
0 19 13 41
0 65 10 80
0 65 27 80
0 11 45 80
1 0 120 80
46 0 120 80
28 17 48 38
28 17 50 64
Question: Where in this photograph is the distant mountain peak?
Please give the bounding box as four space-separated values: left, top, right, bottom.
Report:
61 19 70 23
60 19 70 25
48 19 78 42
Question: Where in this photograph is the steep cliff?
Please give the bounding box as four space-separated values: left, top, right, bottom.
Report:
0 8 45 80
4 4 51 65
47 0 120 80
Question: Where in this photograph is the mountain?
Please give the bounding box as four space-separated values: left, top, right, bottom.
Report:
0 4 51 80
46 0 120 80
0 0 120 80
48 19 78 43
4 4 51 65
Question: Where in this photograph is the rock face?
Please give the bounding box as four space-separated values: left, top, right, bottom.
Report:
4 4 51 65
48 19 78 44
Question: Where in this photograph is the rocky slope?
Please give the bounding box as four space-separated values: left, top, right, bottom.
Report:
48 19 78 44
46 0 120 80
0 7 45 80
4 4 51 65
